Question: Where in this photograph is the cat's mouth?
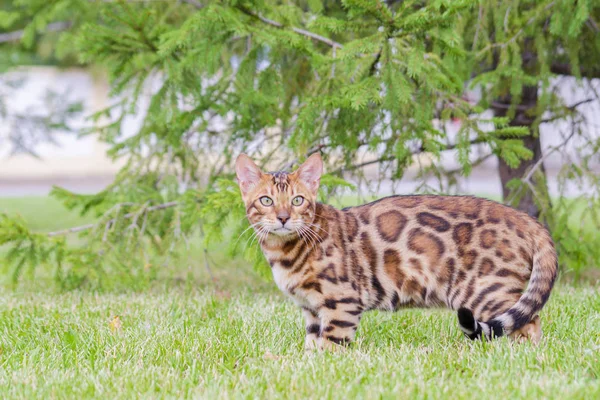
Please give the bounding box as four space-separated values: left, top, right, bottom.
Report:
271 228 294 236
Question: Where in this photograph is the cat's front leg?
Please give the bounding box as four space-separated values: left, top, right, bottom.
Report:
318 301 363 351
302 307 321 351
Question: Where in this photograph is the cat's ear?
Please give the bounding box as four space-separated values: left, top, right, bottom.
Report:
295 153 323 194
235 154 263 195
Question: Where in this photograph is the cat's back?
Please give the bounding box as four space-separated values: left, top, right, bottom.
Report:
342 194 542 239
338 194 553 317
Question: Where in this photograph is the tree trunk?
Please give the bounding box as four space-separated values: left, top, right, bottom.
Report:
493 85 550 218
491 36 553 219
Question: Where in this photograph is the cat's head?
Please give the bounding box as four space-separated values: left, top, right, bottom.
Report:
235 153 323 239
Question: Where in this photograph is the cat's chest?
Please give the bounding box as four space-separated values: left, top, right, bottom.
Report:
270 265 312 307
269 260 304 291
271 265 296 293
262 245 307 295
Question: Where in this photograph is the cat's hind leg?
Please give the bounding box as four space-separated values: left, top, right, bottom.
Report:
508 315 542 344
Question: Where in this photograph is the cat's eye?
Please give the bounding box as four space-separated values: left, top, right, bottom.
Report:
292 196 304 206
259 196 273 207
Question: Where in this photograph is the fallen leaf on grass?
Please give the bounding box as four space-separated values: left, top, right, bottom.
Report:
263 351 281 361
109 315 122 332
214 290 231 300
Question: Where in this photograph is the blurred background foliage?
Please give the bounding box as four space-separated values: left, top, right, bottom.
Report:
1 0 599 290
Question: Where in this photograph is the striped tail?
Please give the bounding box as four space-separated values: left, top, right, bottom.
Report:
458 308 503 339
457 227 558 340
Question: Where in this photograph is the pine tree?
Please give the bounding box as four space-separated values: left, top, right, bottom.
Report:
0 0 82 155
1 0 598 288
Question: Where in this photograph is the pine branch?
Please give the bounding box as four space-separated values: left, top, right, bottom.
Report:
333 139 487 174
0 21 72 44
505 124 579 206
279 143 328 171
181 0 204 8
0 1 204 45
237 7 343 49
476 2 555 56
490 101 534 111
539 98 596 124
443 153 494 177
472 4 484 51
565 98 597 110
494 96 596 125
586 17 599 33
46 201 179 237
550 63 600 79
368 48 383 75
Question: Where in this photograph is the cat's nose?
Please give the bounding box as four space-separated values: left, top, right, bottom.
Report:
277 212 290 225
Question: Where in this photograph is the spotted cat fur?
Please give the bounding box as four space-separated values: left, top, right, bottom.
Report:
235 153 557 349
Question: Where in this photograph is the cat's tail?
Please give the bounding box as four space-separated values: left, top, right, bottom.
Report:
457 308 504 340
457 227 558 340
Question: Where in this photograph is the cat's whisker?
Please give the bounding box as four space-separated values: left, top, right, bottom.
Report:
295 227 311 249
297 227 315 252
308 225 328 237
302 224 324 243
234 222 263 248
244 231 258 250
295 225 308 244
302 224 321 243
301 226 317 248
236 215 250 223
258 224 272 242
258 226 270 244
305 222 327 238
303 222 329 243
313 213 334 221
248 227 264 249
247 219 278 248
244 222 269 250
300 225 317 250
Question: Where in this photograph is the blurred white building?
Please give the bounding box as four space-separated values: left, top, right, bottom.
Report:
0 67 122 195
0 66 598 197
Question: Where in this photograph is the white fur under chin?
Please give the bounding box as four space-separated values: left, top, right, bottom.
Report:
271 228 293 235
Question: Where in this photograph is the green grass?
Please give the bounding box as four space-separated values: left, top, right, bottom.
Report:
0 196 599 399
0 196 94 232
0 287 598 399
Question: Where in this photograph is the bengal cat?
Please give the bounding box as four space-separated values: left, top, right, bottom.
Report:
235 153 557 350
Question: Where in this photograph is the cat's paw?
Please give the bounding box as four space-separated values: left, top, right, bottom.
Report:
318 338 347 353
304 336 319 351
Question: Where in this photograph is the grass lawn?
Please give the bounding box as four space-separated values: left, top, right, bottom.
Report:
0 287 599 399
1 197 599 399
0 196 94 232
